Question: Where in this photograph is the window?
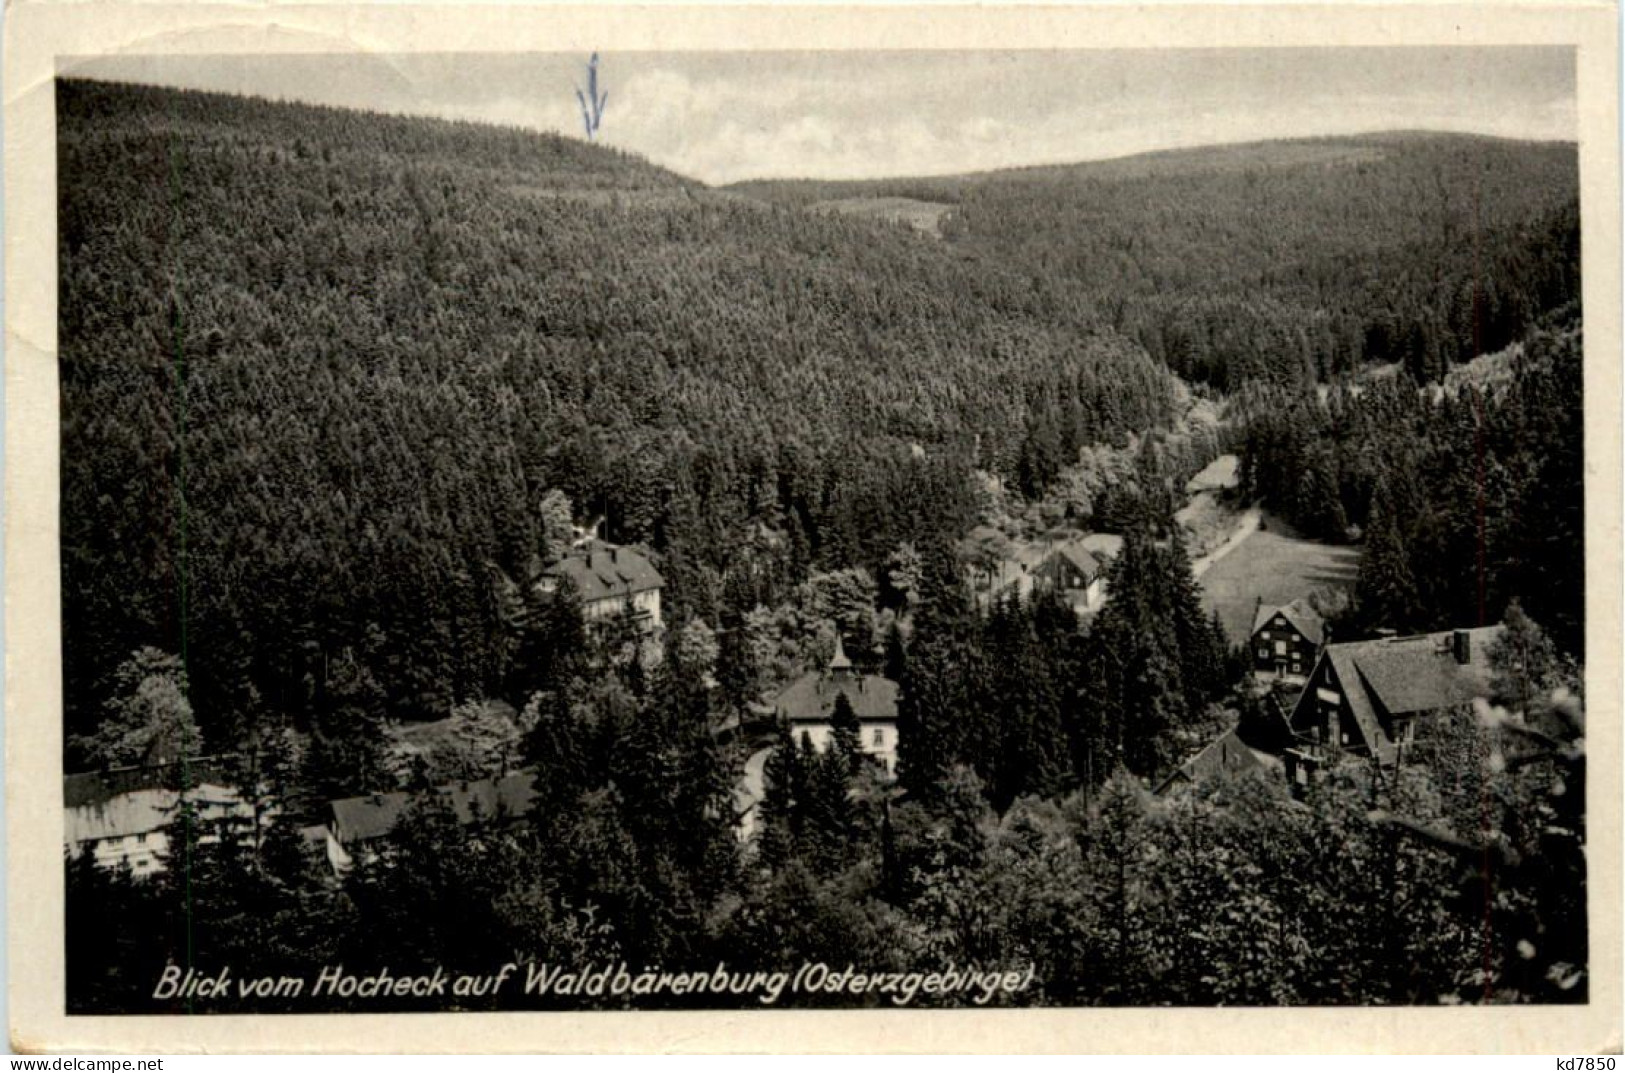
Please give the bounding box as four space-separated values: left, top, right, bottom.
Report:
872 728 884 747
1274 640 1287 656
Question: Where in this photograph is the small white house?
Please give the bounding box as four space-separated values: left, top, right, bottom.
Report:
766 637 900 771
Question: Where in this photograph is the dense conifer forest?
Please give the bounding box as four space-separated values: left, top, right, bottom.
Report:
60 79 1587 1011
733 135 1579 388
59 78 1178 745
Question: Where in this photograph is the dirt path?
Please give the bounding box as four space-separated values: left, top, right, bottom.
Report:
1192 502 1262 579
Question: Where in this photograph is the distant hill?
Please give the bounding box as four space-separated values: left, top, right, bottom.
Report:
731 133 1580 388
57 79 1179 738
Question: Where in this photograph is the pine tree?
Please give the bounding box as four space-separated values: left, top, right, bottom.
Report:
755 719 803 870
512 574 587 701
1085 771 1149 1001
829 690 863 777
803 746 855 876
1164 531 1224 714
895 627 968 805
303 648 390 799
882 619 908 683
985 596 1070 810
1356 477 1421 634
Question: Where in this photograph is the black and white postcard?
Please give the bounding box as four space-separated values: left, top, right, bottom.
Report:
6 1 1620 1054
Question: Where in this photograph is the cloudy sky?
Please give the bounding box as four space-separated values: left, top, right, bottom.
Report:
68 48 1576 185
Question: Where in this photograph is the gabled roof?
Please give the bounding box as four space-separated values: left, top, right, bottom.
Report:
1252 597 1325 646
1079 533 1123 561
65 758 251 844
1155 726 1271 794
328 771 540 844
543 541 663 604
770 668 900 724
1297 625 1503 763
1037 539 1106 585
64 757 240 810
65 788 174 845
330 790 414 844
1350 627 1500 715
1323 647 1393 762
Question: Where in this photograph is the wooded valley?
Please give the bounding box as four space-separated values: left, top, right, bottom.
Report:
58 79 1587 1012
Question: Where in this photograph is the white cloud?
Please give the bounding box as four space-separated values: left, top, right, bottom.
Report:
74 49 1576 185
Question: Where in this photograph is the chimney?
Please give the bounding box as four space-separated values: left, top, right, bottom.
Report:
1452 629 1471 665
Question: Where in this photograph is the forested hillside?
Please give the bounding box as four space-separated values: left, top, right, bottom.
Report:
59 78 1589 1014
1232 323 1585 655
58 79 1179 743
733 134 1580 387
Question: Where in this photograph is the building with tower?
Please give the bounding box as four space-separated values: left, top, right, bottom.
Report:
766 635 901 771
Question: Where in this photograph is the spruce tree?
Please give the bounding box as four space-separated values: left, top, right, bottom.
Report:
882 619 908 683
756 720 803 870
1356 477 1421 634
895 627 968 806
829 690 863 777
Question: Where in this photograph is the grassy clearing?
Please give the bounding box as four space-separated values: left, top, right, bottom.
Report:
1184 452 1240 495
809 196 956 236
1198 512 1360 646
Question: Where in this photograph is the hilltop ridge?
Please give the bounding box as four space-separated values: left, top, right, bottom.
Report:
731 130 1580 388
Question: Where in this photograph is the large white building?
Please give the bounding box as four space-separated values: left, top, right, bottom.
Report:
538 539 664 631
64 759 263 878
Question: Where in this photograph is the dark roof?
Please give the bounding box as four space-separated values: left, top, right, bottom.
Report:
330 790 414 844
770 669 900 724
65 759 252 844
328 771 540 844
1351 627 1501 714
1297 625 1503 763
1155 726 1269 793
543 541 663 603
64 756 240 810
1252 597 1325 646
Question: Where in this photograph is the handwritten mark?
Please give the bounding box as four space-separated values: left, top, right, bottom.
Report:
576 52 609 140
